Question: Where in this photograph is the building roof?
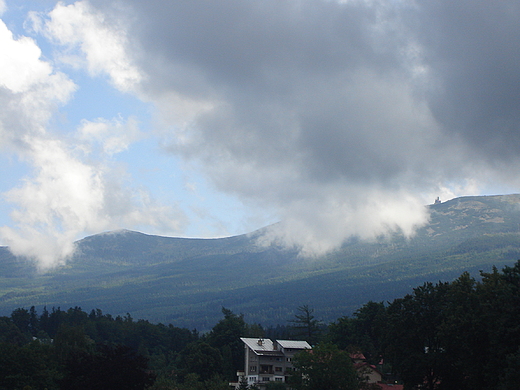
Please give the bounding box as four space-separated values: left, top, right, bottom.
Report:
276 339 312 349
241 338 278 354
354 362 383 375
241 338 311 355
350 352 367 360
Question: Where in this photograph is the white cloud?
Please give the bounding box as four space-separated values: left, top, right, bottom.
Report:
0 18 76 148
0 12 184 268
1 132 186 269
30 0 142 92
0 137 105 268
257 187 429 256
0 23 51 93
77 116 143 155
3 0 519 265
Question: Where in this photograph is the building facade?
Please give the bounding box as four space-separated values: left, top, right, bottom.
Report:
239 337 311 387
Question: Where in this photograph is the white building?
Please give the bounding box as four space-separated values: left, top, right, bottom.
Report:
238 338 311 387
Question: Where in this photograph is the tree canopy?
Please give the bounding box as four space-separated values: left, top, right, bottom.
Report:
2 261 520 389
288 304 324 345
290 343 360 390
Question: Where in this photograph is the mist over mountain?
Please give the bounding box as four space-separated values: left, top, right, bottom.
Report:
1 194 520 330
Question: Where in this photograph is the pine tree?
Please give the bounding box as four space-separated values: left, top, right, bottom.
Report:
288 305 322 345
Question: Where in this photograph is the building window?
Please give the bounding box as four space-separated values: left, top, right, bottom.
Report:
286 357 292 362
275 367 282 372
250 366 256 372
262 377 270 382
275 378 283 382
260 365 272 374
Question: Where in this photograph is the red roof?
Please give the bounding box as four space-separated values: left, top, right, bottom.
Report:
350 352 366 360
354 362 381 373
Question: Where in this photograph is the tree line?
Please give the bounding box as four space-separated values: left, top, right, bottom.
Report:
324 261 520 390
2 260 520 389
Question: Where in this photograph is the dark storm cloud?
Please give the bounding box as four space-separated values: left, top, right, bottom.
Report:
410 1 520 159
87 0 520 252
128 0 393 92
101 0 432 182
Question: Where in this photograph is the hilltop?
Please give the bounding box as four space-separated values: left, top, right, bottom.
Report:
1 194 520 330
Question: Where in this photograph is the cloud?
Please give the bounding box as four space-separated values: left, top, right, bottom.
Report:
0 14 185 269
0 134 186 269
77 116 143 155
5 0 520 263
0 18 75 148
29 1 142 92
82 0 452 253
63 0 518 255
257 188 429 256
0 23 52 94
408 1 520 161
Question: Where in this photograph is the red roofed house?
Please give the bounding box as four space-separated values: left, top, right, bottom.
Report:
349 352 404 390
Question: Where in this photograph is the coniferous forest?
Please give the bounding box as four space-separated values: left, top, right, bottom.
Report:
2 261 520 390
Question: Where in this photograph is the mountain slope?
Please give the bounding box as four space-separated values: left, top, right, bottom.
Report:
1 194 520 330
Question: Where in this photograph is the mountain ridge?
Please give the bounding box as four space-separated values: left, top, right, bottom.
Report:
1 194 520 330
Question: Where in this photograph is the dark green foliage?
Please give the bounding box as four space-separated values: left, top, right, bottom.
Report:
205 307 247 380
1 305 198 390
385 282 452 389
265 382 287 390
264 324 291 340
42 307 68 337
290 343 360 390
179 342 223 381
60 344 155 390
383 261 520 390
10 307 31 334
327 301 386 364
177 373 230 390
499 349 520 390
0 341 60 390
54 323 94 361
4 258 520 389
0 315 29 345
237 376 249 390
288 305 324 345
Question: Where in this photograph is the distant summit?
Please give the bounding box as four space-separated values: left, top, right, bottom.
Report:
1 194 520 329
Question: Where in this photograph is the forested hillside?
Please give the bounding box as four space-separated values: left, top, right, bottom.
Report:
2 261 520 389
1 195 520 329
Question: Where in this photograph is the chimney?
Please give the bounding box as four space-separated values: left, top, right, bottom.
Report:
257 338 263 346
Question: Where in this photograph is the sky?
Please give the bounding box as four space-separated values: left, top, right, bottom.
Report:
1 0 519 268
